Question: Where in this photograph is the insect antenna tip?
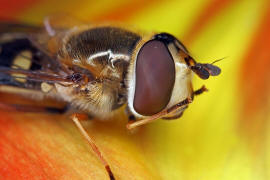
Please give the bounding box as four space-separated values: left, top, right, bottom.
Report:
210 56 228 65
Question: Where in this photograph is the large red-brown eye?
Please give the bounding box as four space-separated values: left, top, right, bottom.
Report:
133 40 175 116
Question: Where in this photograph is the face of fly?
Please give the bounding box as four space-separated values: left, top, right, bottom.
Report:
127 33 221 120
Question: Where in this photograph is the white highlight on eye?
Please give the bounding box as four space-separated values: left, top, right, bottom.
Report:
127 66 145 118
87 50 129 68
126 50 146 118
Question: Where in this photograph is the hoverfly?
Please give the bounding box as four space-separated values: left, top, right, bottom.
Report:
0 16 221 180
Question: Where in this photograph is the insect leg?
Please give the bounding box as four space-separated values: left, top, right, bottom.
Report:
161 111 184 120
71 114 115 180
0 102 68 113
126 98 192 129
193 85 208 97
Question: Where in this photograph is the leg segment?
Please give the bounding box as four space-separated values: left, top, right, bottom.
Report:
193 85 208 97
71 114 115 180
126 98 192 130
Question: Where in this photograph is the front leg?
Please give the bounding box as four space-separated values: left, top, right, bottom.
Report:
192 85 208 99
126 98 192 130
71 113 115 180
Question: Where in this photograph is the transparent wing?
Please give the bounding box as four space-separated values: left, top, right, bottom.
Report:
0 23 72 90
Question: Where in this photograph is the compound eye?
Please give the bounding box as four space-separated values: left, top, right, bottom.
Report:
133 40 175 116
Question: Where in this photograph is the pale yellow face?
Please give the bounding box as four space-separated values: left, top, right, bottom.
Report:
161 43 193 119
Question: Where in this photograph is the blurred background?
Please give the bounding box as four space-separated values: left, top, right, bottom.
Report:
0 0 269 179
